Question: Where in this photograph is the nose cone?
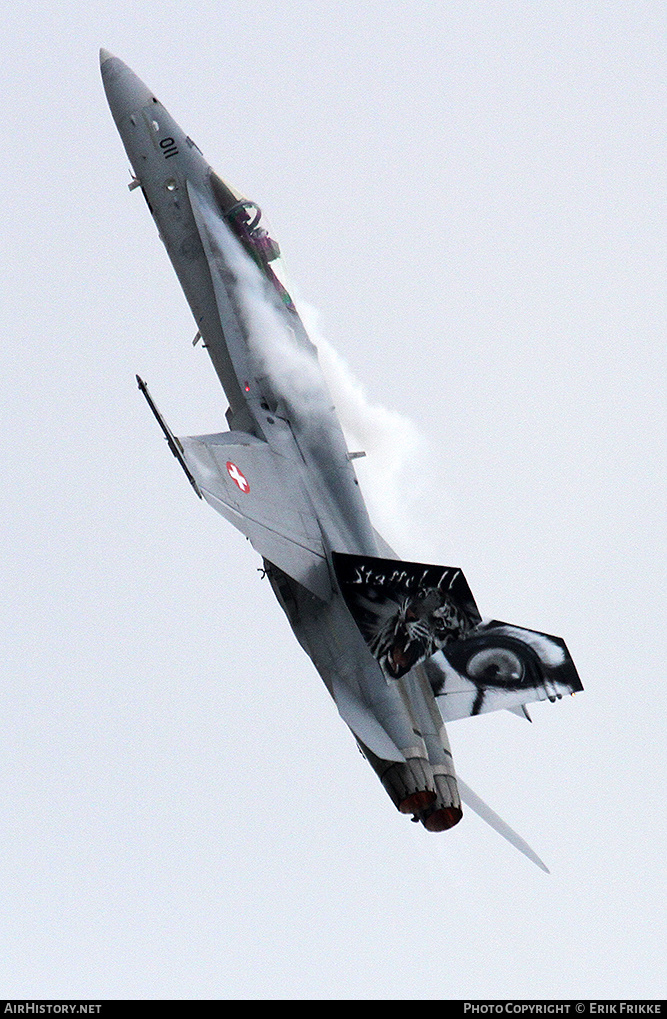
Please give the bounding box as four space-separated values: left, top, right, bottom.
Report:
100 49 156 127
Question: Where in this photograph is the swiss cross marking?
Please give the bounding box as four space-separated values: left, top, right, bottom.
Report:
226 461 250 494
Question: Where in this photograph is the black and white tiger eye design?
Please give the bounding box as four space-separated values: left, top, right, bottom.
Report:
425 622 581 719
333 553 581 716
332 553 482 681
367 588 476 679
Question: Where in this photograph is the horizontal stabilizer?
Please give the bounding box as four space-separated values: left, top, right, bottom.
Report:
458 779 549 873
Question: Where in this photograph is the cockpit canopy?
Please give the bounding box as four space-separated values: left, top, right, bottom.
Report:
226 199 281 263
208 170 293 309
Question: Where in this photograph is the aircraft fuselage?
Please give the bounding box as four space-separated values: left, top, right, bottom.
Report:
102 53 581 854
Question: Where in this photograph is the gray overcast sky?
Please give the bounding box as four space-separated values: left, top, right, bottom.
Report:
1 0 665 1000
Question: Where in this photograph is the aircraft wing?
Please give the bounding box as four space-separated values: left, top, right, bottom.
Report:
179 430 330 599
137 377 329 599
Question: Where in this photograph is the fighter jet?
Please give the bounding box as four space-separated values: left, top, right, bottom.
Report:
101 51 582 870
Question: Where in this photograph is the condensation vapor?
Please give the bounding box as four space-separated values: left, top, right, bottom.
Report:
209 210 327 418
298 302 443 560
217 213 443 559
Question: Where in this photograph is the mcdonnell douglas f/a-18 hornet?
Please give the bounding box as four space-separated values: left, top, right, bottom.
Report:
101 51 582 871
